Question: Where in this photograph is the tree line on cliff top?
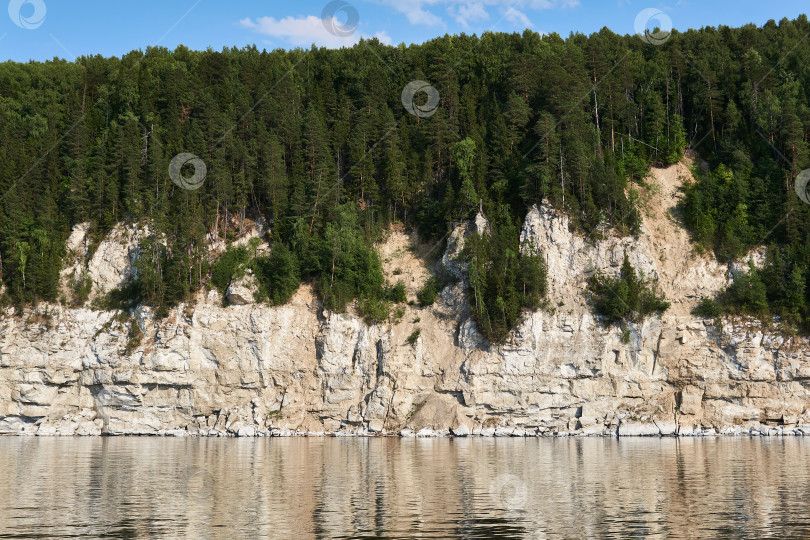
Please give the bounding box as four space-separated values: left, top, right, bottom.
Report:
1 16 809 338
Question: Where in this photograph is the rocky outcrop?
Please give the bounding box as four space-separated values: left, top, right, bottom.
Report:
225 270 258 305
440 211 488 281
86 223 146 300
1 162 809 437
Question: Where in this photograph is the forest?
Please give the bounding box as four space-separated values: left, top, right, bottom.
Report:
1 15 810 338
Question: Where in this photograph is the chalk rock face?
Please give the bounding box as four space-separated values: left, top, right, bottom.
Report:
729 246 767 277
440 223 471 281
518 202 726 314
1 163 809 437
225 270 258 305
439 211 490 281
86 223 146 299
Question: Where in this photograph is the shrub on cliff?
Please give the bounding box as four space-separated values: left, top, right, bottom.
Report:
417 276 440 306
211 245 250 294
693 248 808 331
462 207 548 343
387 281 407 303
71 271 92 306
725 264 769 317
254 243 301 305
589 254 669 325
292 205 386 313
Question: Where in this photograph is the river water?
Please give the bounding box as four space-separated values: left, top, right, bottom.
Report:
1 437 809 539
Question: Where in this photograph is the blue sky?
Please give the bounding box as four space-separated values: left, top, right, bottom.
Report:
1 0 807 62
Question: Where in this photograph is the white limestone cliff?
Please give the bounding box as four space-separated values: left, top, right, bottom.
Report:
1 159 809 437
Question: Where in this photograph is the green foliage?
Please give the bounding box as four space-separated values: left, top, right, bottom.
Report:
298 205 386 312
387 281 407 303
693 297 723 318
0 19 808 335
683 164 759 261
353 278 409 324
211 246 250 294
71 272 92 306
589 254 669 325
663 115 688 165
102 281 142 311
124 319 143 356
518 252 548 309
451 137 479 218
406 329 421 345
725 264 769 317
357 296 391 324
697 248 809 329
132 236 168 309
462 208 548 342
254 243 301 305
417 276 441 306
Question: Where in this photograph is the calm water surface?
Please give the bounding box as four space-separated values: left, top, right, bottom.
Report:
1 437 809 539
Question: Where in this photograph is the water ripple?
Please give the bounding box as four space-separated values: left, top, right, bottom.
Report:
0 437 808 539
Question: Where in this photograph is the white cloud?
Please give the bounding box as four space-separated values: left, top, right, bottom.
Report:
525 0 580 7
240 16 360 48
523 0 553 7
503 6 533 28
240 16 392 49
371 30 393 45
510 0 580 11
241 0 578 48
374 0 577 28
448 3 490 28
391 4 445 26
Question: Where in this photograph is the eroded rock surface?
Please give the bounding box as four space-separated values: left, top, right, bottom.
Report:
1 161 809 437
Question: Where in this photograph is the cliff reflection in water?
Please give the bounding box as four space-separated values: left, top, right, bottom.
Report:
1 437 810 538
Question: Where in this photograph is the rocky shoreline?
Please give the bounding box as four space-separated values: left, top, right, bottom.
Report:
6 424 810 438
